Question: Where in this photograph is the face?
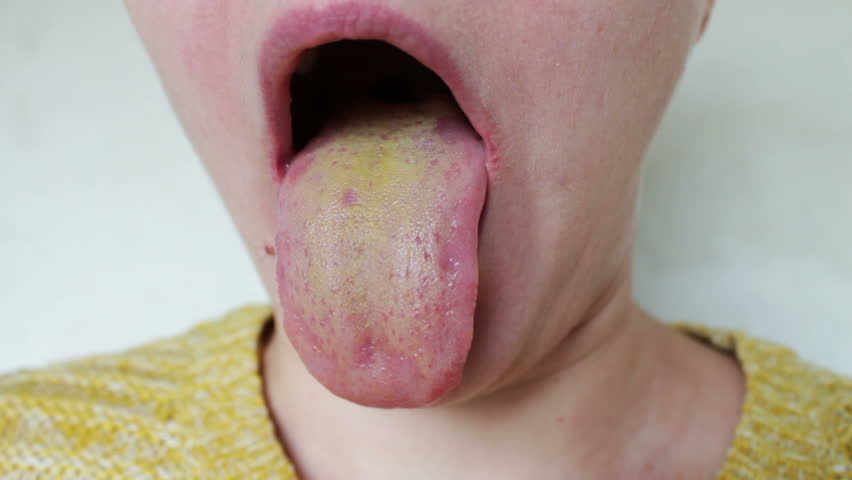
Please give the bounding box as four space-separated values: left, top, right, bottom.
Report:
126 0 710 407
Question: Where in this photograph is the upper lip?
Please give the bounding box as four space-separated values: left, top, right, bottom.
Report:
258 1 493 182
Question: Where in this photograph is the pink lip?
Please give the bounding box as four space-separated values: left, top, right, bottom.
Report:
258 2 497 182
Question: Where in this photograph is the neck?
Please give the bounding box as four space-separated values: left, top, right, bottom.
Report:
262 281 744 480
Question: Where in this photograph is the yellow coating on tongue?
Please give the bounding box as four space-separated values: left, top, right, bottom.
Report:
285 98 474 327
302 106 440 303
277 97 485 407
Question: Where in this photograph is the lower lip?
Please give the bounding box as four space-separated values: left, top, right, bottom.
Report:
257 1 496 182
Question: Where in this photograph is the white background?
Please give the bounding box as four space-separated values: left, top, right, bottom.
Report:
1 1 850 374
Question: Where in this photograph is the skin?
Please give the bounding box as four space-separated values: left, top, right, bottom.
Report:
126 0 744 478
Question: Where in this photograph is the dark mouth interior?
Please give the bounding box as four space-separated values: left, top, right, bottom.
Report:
290 40 454 153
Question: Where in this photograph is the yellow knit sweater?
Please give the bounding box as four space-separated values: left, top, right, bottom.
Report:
1 305 850 479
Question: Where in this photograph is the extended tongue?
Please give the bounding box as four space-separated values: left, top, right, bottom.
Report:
276 97 487 407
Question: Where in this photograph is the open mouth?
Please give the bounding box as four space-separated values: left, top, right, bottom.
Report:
289 40 463 154
264 9 489 408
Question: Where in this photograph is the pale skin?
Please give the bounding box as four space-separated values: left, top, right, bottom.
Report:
125 0 744 478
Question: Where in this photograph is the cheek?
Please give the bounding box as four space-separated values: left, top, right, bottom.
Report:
182 3 232 87
459 0 703 376
129 0 240 132
126 0 283 291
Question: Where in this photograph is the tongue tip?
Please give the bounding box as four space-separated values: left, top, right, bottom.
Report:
281 312 471 408
284 316 472 408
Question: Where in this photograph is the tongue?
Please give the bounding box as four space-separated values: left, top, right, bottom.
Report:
276 97 487 408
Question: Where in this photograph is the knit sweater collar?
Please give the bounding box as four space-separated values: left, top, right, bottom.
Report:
676 324 852 479
218 307 851 478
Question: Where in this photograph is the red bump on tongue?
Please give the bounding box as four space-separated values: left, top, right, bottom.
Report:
276 98 487 408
